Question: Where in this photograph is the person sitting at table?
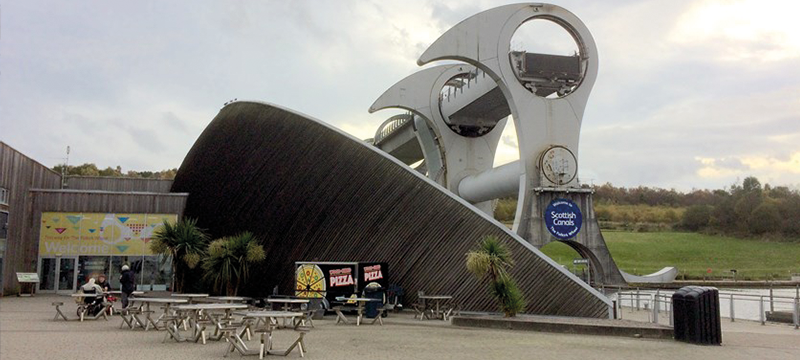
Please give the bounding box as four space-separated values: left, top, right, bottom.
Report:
81 277 104 295
81 278 104 315
96 274 111 292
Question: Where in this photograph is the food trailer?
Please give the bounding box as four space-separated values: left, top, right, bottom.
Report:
294 261 388 307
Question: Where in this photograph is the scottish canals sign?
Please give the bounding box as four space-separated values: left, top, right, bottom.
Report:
544 199 583 240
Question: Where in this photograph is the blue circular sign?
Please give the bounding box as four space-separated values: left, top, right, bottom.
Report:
544 198 583 240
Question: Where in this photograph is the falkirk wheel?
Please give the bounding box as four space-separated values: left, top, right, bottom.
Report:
370 3 677 285
172 101 612 318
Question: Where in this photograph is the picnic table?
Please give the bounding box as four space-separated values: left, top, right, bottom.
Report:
267 298 308 310
418 295 453 320
127 297 188 331
171 303 248 344
333 297 382 326
229 311 308 357
266 298 308 327
69 293 114 322
52 291 143 322
207 296 251 304
170 293 210 304
107 290 145 296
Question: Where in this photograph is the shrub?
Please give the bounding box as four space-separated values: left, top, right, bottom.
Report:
202 232 266 295
682 205 711 231
466 236 526 317
749 202 781 234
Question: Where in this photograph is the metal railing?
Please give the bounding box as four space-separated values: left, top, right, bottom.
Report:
373 114 413 145
613 288 800 329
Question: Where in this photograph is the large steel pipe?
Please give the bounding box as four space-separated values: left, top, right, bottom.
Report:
458 160 520 203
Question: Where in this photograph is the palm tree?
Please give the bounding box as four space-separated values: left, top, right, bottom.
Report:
202 231 266 296
149 218 209 292
466 235 526 317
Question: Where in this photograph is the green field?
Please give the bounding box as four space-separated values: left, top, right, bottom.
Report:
540 231 800 280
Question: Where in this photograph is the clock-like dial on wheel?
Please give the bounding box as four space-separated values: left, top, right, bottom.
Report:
295 264 326 298
540 146 578 185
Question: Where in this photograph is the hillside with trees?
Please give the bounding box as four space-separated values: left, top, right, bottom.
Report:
56 163 797 241
496 176 800 241
52 163 177 179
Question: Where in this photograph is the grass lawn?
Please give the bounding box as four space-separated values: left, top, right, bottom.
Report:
539 231 800 280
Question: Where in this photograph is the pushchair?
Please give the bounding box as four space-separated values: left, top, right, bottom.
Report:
77 289 104 317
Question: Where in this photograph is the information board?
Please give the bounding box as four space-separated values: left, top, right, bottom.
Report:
16 272 40 283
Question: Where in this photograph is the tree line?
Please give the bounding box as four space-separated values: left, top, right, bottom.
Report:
680 177 800 238
495 177 800 240
52 162 798 240
52 163 177 179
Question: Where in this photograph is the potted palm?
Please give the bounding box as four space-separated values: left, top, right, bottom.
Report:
466 235 525 317
202 232 266 296
149 218 209 292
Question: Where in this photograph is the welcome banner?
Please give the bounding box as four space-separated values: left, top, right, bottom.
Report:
39 212 177 256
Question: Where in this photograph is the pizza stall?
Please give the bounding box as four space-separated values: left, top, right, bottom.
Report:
294 261 388 309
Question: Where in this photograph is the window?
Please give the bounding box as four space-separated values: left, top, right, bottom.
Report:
0 187 8 205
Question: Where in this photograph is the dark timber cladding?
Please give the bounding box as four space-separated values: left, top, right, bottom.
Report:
172 101 610 318
0 142 62 295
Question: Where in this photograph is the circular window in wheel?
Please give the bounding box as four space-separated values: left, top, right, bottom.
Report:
295 264 326 298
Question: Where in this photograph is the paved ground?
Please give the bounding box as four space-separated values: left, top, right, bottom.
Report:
1 295 799 360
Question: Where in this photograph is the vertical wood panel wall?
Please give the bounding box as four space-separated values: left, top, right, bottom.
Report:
66 177 173 193
0 142 62 294
172 102 611 318
1 142 185 295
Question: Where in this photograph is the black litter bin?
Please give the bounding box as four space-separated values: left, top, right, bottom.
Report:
672 287 689 342
363 285 385 318
672 286 721 345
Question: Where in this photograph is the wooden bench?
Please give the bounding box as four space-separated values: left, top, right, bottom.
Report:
77 302 112 322
370 307 386 325
160 316 184 343
291 309 315 329
333 306 351 324
221 320 266 358
266 325 310 358
52 302 68 321
119 307 145 329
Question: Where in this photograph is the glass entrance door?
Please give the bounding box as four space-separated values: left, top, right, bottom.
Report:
57 257 77 293
38 257 78 293
39 258 57 291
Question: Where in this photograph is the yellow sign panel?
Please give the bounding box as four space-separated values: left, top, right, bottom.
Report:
295 264 326 298
39 212 177 256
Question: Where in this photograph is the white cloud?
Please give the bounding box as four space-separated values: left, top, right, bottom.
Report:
742 153 800 174
2 0 799 192
694 152 800 189
670 0 800 62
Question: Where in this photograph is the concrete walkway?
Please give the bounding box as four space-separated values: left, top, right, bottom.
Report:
1 295 799 360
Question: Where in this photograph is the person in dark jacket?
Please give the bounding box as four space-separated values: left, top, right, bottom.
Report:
120 265 136 308
96 274 111 292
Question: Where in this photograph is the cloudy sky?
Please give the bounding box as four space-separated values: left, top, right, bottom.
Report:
2 0 798 191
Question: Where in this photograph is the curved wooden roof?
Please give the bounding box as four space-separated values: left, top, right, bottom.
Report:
172 101 610 318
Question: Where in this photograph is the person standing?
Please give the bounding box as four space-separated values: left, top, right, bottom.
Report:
120 265 136 309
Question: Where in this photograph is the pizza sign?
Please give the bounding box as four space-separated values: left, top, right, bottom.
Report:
363 264 383 281
329 267 355 287
295 264 326 298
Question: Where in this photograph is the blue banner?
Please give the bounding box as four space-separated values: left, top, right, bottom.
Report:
544 198 583 240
